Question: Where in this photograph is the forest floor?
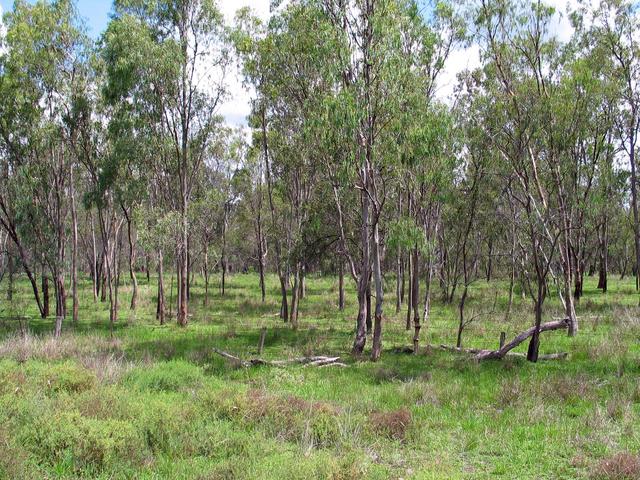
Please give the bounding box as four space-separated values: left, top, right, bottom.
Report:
0 273 639 479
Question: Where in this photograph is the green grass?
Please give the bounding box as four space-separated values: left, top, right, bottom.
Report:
0 272 639 479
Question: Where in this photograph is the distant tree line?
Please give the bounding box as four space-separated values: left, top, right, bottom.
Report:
0 0 638 360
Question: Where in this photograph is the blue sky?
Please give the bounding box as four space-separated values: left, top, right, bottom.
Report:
0 0 112 38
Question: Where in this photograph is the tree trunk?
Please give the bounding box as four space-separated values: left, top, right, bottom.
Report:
456 286 468 349
338 260 345 311
7 253 13 301
157 249 165 325
396 251 402 313
366 281 372 334
527 277 545 362
411 247 420 354
123 208 138 310
279 274 289 322
486 239 493 282
90 212 98 302
370 223 384 361
204 247 210 306
70 167 79 324
289 262 301 329
598 220 608 293
628 128 640 295
256 212 266 303
406 251 413 331
221 203 228 297
177 194 189 326
42 271 49 318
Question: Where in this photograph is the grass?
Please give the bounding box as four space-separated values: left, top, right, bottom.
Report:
0 272 639 479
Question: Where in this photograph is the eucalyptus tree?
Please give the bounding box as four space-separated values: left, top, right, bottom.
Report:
319 0 461 359
105 0 230 326
578 0 640 296
470 0 570 360
236 1 337 326
0 0 89 330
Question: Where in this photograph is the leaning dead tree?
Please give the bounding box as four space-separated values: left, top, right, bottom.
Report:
471 318 569 361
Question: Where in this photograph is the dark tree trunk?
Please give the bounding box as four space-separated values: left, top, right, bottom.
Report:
338 261 345 310
7 253 13 301
157 249 165 325
366 282 372 334
42 271 50 318
411 247 420 353
486 239 493 282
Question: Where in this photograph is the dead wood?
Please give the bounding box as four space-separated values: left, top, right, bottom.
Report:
437 318 570 361
213 348 347 368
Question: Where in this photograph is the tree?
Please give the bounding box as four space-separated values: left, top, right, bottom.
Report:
105 0 230 326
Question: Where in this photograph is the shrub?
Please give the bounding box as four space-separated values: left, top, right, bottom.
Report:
125 360 204 392
591 452 640 480
26 361 96 394
369 408 412 441
21 410 146 471
0 427 32 480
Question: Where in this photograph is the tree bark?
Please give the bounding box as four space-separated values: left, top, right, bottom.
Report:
70 166 79 324
157 249 165 325
338 260 345 311
123 207 138 310
370 222 384 361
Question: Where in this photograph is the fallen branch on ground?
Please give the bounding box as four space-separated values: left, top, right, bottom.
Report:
212 348 347 368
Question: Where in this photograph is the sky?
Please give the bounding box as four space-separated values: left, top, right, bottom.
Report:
0 0 598 127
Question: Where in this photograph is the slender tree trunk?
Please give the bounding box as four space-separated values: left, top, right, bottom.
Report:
42 270 49 318
123 208 138 310
256 212 266 303
422 254 434 337
456 286 468 348
289 262 301 329
406 252 413 331
486 239 493 282
628 128 640 295
70 167 79 324
157 249 165 325
527 277 545 362
177 193 189 326
352 174 370 355
598 220 608 293
366 281 372 334
90 212 98 302
7 253 13 301
279 274 289 322
371 222 384 361
396 251 402 313
204 247 210 306
338 260 345 311
411 247 420 353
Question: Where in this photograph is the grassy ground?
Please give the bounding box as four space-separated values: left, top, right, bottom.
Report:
0 272 639 479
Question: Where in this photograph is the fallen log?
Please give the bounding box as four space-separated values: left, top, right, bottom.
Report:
474 318 569 360
213 348 347 368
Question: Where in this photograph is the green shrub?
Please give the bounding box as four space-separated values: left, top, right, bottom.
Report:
20 410 146 472
26 360 96 394
125 360 204 392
